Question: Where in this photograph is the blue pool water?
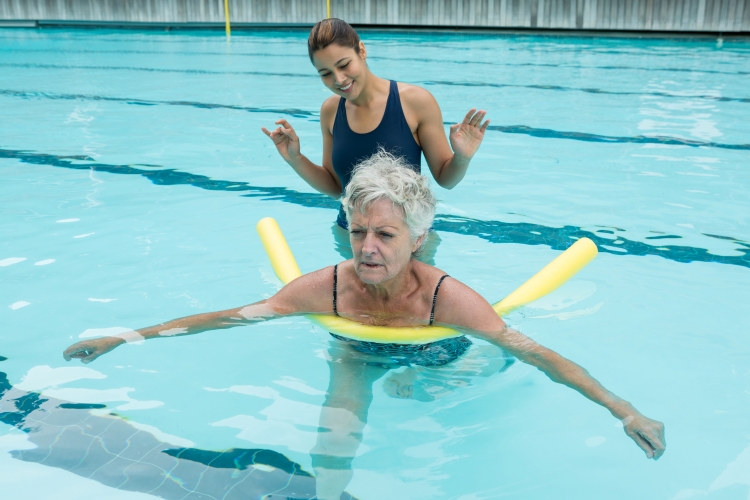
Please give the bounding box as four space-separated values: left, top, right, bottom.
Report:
1 28 749 499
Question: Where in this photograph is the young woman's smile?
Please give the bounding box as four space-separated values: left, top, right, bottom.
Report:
312 42 367 100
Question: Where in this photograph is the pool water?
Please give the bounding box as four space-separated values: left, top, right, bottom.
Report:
1 28 749 500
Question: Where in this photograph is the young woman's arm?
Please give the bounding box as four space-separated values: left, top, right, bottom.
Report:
261 97 342 198
63 267 336 363
400 85 489 189
434 278 666 460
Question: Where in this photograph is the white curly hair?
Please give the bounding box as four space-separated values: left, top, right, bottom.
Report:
342 150 436 251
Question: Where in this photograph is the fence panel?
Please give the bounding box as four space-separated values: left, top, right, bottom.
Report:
1 0 748 31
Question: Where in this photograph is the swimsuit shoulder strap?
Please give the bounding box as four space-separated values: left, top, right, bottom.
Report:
333 264 339 316
429 275 450 325
332 95 348 129
387 79 404 115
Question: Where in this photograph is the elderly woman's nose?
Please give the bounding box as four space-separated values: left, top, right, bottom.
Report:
362 232 378 254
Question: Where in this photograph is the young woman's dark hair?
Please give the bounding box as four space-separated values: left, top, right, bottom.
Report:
307 18 361 61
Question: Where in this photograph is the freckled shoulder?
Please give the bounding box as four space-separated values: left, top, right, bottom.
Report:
270 266 336 315
431 275 505 334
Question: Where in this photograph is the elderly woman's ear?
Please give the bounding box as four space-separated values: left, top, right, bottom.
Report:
412 233 426 254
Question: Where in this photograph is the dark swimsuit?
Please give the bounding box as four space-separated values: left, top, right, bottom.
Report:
332 80 423 229
329 264 472 367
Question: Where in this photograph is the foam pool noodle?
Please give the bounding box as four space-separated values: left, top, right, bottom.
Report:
257 217 597 344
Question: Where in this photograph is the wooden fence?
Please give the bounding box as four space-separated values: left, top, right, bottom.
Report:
1 0 748 32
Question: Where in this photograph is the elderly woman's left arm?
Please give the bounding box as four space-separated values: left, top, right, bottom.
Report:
435 279 666 459
492 327 665 459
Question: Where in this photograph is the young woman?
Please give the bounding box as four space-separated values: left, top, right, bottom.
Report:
262 18 489 233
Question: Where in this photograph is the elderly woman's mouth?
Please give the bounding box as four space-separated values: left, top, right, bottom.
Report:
361 262 382 268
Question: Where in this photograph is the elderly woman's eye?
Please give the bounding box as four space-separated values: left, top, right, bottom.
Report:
380 232 393 238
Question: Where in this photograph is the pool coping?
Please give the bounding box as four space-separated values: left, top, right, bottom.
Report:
1 19 749 40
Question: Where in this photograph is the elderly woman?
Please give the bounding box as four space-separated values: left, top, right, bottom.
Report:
64 152 665 497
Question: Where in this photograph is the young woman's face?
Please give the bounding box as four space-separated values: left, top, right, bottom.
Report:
349 198 422 285
312 42 368 100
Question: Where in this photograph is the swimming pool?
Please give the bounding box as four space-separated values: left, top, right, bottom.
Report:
1 27 749 499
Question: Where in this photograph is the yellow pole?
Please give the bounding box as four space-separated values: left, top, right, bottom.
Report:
224 0 231 38
326 0 331 18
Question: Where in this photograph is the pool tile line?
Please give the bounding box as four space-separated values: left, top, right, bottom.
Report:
434 215 750 268
3 90 748 151
3 47 749 78
477 124 750 150
0 89 315 118
2 31 749 56
2 146 748 270
0 62 316 79
414 58 750 76
162 447 312 476
425 80 750 103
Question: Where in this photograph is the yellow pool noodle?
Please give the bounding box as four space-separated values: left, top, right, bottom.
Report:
256 217 597 344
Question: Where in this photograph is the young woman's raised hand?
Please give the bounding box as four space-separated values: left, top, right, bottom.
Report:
262 119 302 163
449 109 490 159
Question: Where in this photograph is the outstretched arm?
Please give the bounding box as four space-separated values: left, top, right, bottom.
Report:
63 301 280 363
491 327 665 459
434 279 666 460
64 267 336 363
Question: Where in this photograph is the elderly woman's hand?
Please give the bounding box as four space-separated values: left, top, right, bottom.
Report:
63 337 125 364
622 413 666 460
449 109 489 159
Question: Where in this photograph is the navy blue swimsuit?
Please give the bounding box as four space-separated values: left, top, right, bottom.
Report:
332 80 422 228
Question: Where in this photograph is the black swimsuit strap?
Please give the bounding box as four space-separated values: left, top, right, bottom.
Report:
429 275 450 325
332 264 339 316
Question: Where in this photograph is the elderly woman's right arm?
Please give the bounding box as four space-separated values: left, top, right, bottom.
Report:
63 267 334 363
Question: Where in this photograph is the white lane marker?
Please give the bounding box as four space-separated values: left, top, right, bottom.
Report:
74 233 95 238
57 218 80 223
34 259 56 266
10 301 31 310
88 298 117 303
0 257 26 267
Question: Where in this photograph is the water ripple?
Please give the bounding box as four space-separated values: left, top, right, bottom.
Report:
3 89 747 150
2 147 747 269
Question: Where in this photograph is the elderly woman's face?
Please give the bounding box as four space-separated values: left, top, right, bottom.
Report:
349 198 421 285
